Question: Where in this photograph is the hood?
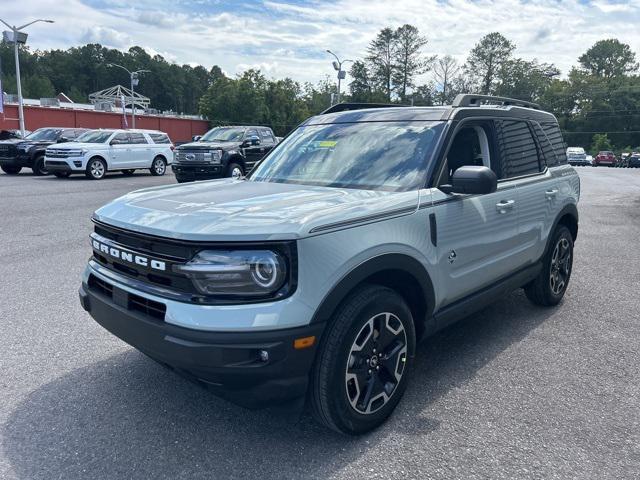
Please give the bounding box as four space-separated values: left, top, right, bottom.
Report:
93 179 419 241
177 141 240 150
16 140 55 149
0 139 23 145
47 142 96 150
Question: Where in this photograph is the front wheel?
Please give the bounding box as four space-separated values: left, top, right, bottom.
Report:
32 155 49 175
85 158 107 180
525 225 573 306
227 163 244 179
1 165 21 175
150 157 167 176
310 285 416 435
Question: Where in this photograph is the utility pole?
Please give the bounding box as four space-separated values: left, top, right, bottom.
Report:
0 17 54 137
326 50 352 105
106 63 150 128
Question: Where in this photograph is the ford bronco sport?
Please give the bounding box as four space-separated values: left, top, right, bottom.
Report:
79 95 579 434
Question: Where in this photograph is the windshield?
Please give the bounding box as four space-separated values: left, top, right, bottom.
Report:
250 121 444 191
26 128 62 142
200 127 246 142
76 131 114 144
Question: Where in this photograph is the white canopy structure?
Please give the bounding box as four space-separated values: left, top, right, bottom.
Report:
88 85 150 110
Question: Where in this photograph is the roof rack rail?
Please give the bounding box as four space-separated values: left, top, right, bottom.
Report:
320 102 408 115
452 94 540 110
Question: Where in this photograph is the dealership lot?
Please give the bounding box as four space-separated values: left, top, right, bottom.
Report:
0 169 639 479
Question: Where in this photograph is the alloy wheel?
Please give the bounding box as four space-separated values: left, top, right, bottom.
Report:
345 312 408 415
550 237 571 295
90 160 105 179
153 159 166 175
231 166 243 178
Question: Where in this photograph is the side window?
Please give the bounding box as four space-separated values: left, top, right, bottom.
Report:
260 129 274 145
494 120 542 179
245 129 258 140
111 133 130 145
62 130 77 139
441 124 493 184
129 133 148 144
540 122 567 165
149 133 171 144
531 122 557 167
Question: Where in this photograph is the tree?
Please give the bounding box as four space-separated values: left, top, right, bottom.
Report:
366 27 397 101
392 24 432 102
433 55 460 104
579 39 638 78
465 32 515 95
591 133 612 154
496 58 559 102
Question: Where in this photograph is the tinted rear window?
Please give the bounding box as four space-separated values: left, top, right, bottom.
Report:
149 133 171 144
539 122 567 166
494 120 543 178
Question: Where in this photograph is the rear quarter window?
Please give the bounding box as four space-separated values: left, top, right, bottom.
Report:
539 122 567 166
494 120 543 178
149 133 171 144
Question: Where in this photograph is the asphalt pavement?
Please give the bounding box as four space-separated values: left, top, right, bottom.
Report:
1 167 639 479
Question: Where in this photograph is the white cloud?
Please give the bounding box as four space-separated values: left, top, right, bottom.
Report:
2 0 640 86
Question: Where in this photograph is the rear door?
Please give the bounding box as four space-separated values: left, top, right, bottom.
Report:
128 132 151 167
495 119 554 267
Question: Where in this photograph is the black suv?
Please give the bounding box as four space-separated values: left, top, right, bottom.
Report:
0 127 87 175
172 126 277 183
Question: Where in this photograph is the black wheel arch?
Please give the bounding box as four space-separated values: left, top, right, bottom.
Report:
225 153 246 171
311 253 436 339
543 203 578 259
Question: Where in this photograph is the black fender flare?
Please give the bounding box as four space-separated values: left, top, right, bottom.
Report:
310 253 436 327
542 203 579 259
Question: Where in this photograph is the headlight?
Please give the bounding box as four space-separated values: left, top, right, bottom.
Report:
208 150 222 164
173 250 287 297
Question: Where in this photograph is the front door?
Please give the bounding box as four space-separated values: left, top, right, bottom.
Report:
430 122 520 307
242 129 264 173
109 133 135 168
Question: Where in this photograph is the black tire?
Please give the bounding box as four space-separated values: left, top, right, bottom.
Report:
227 162 244 179
53 171 71 178
122 169 135 176
310 285 416 435
1 165 21 175
150 157 167 176
525 225 574 306
32 155 49 176
85 157 107 180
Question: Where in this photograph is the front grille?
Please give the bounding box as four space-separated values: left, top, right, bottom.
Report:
88 274 166 321
88 274 113 298
175 149 220 164
46 149 71 158
128 292 166 320
0 144 17 158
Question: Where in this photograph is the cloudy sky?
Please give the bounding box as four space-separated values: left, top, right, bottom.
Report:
2 0 640 85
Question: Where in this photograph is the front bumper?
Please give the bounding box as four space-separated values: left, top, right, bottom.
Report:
0 156 21 167
79 269 324 408
45 158 85 172
172 164 224 181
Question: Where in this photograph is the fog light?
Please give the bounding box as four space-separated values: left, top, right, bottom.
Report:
259 350 269 362
73 161 82 167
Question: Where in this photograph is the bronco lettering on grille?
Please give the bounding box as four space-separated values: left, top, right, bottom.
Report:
92 239 167 271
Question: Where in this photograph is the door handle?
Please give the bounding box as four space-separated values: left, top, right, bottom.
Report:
496 200 515 213
545 189 558 199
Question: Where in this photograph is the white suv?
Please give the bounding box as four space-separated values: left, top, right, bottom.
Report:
45 129 174 179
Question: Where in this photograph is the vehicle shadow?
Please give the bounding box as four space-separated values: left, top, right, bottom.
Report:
3 290 557 480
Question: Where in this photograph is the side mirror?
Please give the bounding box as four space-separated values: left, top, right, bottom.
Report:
192 135 202 142
57 137 70 143
440 165 497 195
245 135 260 147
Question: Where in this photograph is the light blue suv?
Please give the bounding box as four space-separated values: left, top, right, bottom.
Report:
79 95 579 434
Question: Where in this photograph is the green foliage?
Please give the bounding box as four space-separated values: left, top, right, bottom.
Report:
464 32 515 95
591 133 613 154
579 39 638 78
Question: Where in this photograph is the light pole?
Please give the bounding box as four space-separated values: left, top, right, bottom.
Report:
105 63 150 128
0 18 54 138
326 50 352 104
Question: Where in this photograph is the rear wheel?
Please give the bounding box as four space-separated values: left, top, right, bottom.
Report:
525 225 573 306
150 157 167 176
310 285 415 435
85 158 106 180
1 165 21 175
32 155 49 175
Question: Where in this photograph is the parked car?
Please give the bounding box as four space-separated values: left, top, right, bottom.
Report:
79 95 579 434
45 129 173 179
0 129 30 140
172 126 277 183
0 127 86 175
585 154 593 165
628 154 640 168
566 147 590 166
594 151 616 167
